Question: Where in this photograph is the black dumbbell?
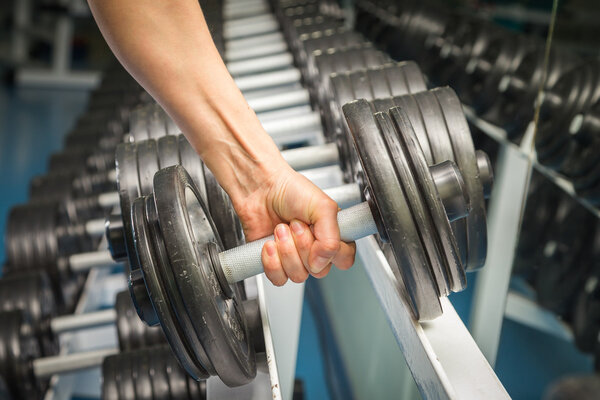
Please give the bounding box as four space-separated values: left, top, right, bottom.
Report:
534 199 598 319
572 228 600 355
101 346 207 400
0 295 168 400
535 60 600 170
560 99 600 205
127 101 478 386
496 45 581 139
513 174 563 281
0 271 165 356
0 310 118 399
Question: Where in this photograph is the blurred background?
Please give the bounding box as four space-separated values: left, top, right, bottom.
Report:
1 0 599 399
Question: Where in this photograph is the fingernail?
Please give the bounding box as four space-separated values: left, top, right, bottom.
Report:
290 221 304 235
275 225 289 241
312 256 330 272
265 241 276 257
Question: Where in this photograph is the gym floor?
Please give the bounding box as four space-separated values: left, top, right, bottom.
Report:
0 84 594 400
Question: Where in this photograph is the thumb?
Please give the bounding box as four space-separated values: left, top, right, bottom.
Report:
307 195 340 274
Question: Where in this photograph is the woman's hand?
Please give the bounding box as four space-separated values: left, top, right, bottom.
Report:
233 163 356 286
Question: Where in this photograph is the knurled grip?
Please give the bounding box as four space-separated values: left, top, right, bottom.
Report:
218 202 377 283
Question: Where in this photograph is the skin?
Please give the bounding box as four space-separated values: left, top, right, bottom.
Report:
87 0 356 285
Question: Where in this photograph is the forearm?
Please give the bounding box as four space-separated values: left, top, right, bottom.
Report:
87 0 288 203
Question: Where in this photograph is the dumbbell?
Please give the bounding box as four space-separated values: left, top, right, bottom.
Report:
512 175 563 280
101 346 207 400
0 271 165 357
460 30 538 115
127 101 477 386
322 65 492 270
535 60 600 170
534 199 598 319
572 234 600 357
560 100 600 205
0 310 131 399
353 0 449 68
495 45 581 138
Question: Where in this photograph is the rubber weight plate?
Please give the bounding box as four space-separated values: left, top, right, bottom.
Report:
130 166 255 385
343 99 442 320
115 291 166 351
102 345 207 400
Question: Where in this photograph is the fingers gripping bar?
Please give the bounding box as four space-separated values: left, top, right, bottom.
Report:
218 201 376 283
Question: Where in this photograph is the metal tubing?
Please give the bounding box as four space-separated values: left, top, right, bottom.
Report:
33 348 120 379
50 309 117 334
235 68 301 92
227 53 294 76
226 32 285 51
85 218 107 237
283 143 339 171
224 18 279 40
226 41 288 62
262 111 322 138
69 250 120 273
247 88 310 113
98 191 120 209
223 14 275 30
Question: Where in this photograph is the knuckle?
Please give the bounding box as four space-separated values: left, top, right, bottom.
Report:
321 197 338 211
289 269 308 284
320 238 340 255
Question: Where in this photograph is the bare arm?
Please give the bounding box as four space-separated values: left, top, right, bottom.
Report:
88 0 355 284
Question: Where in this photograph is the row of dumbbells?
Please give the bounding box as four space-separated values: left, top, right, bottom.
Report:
354 0 600 206
0 66 214 399
513 173 600 369
0 0 495 396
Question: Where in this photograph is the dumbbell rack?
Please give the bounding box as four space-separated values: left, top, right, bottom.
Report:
466 108 600 365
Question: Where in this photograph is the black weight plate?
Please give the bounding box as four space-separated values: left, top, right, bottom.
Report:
0 270 58 355
115 291 165 351
152 166 255 386
129 105 151 142
388 94 435 164
157 135 181 169
116 142 142 266
573 275 600 353
203 164 245 249
434 87 488 271
0 310 43 399
534 203 596 318
388 107 465 291
343 99 442 320
131 195 209 381
147 105 168 139
376 111 450 296
178 134 208 202
135 139 160 197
